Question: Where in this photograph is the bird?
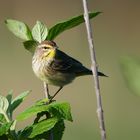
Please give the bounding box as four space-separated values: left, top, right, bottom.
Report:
32 40 107 100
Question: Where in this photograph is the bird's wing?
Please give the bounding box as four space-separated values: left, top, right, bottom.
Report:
50 49 88 74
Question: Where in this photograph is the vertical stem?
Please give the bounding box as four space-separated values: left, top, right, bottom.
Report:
82 0 107 140
43 82 49 99
43 82 54 140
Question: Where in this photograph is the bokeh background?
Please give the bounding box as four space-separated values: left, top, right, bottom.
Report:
1 0 140 139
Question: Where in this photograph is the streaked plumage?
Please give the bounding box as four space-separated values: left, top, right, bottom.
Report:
32 40 106 98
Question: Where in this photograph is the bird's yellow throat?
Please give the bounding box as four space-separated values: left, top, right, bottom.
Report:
44 49 56 59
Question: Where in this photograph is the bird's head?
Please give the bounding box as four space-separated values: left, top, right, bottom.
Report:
35 40 58 59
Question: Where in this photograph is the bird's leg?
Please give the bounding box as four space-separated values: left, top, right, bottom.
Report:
50 86 63 101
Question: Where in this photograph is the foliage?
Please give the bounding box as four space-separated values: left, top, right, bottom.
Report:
5 11 101 54
0 91 30 138
0 92 72 139
5 19 32 40
32 21 48 43
4 11 101 139
120 56 140 96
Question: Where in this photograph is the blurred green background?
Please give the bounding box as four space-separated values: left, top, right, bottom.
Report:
1 0 140 139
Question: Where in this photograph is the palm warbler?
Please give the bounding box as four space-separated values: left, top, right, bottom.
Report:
32 40 106 98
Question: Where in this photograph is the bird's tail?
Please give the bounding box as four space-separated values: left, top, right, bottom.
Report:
77 68 108 77
87 70 108 77
97 71 108 77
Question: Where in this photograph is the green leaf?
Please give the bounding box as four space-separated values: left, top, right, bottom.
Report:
10 120 17 131
120 56 140 95
33 120 65 140
32 21 48 43
0 114 6 123
47 11 101 40
0 95 9 114
0 122 12 136
5 19 32 40
16 104 48 121
0 134 8 140
6 90 13 104
10 90 30 113
35 98 49 106
29 117 58 138
50 120 65 140
49 102 73 122
23 40 38 54
17 102 72 122
19 117 58 139
6 91 13 119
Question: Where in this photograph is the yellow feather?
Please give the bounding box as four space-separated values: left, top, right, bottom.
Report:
42 49 56 59
47 49 56 59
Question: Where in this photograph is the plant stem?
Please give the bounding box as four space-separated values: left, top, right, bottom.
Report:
82 0 107 140
43 82 54 140
43 82 50 100
3 111 10 122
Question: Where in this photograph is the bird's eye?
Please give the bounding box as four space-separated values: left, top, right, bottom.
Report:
43 46 49 50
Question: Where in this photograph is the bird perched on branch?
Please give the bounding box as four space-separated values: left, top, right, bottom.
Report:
32 40 107 99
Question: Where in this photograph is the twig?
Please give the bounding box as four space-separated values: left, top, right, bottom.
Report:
43 82 49 99
82 0 107 140
43 82 54 140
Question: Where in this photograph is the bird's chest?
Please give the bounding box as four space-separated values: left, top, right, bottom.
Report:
32 58 75 86
32 59 47 81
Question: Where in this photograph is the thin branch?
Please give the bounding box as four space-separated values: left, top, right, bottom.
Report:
43 82 49 99
43 82 54 140
82 0 107 140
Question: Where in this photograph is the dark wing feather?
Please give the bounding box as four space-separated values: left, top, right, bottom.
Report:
50 49 107 77
50 49 91 75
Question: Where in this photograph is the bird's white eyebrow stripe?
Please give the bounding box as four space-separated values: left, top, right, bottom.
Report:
38 44 51 48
